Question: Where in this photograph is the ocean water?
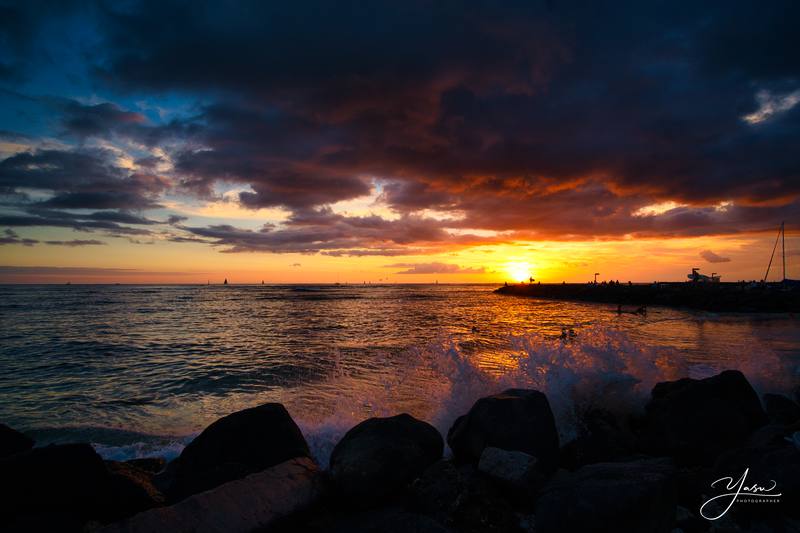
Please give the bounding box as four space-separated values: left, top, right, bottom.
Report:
1 283 798 463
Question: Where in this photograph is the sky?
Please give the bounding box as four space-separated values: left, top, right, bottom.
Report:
0 0 798 284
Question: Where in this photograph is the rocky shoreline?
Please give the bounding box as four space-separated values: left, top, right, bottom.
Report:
1 370 798 533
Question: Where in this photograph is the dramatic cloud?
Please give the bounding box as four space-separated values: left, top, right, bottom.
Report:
387 262 486 275
0 149 168 210
700 250 732 263
1 1 799 256
178 208 477 254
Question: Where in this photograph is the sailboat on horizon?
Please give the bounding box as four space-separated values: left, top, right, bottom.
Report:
764 221 798 286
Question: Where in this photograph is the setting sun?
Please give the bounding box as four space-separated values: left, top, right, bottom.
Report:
506 262 533 282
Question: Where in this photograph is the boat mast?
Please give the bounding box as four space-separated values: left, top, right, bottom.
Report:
764 222 783 282
782 221 786 282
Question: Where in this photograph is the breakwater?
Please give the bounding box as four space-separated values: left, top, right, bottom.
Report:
495 282 800 312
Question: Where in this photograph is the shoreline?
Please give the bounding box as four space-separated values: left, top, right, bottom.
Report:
2 369 798 532
495 282 800 313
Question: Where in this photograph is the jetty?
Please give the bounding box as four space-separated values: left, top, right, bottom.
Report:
495 281 800 313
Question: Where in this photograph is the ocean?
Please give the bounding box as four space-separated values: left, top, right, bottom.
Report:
1 283 798 463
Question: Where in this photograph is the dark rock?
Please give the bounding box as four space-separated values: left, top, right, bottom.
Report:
329 413 443 506
535 459 677 533
746 422 800 449
447 389 560 473
301 506 453 533
477 447 543 493
0 443 110 531
124 457 166 474
641 370 767 464
764 393 800 425
168 403 309 500
105 461 165 521
100 457 324 533
410 460 521 532
559 408 638 470
674 506 706 533
0 423 34 459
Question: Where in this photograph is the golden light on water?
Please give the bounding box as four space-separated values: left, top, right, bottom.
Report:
506 261 533 282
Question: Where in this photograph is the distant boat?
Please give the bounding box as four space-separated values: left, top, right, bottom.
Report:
223 278 228 285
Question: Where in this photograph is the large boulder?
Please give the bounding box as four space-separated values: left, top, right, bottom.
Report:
124 457 166 474
168 403 309 500
329 413 443 506
763 393 800 425
409 460 519 532
0 423 34 459
477 447 543 492
535 459 677 533
640 370 767 464
559 408 638 470
0 443 111 532
105 461 165 520
447 389 559 473
101 457 323 533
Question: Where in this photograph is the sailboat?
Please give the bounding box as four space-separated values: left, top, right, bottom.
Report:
764 221 798 286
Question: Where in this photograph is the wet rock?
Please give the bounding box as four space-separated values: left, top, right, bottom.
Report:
477 447 543 491
763 393 800 425
124 457 166 474
447 389 560 473
329 413 443 506
0 443 110 532
100 457 324 533
641 370 767 465
168 403 309 500
560 408 638 469
0 423 34 459
105 461 165 521
535 459 677 533
410 460 520 532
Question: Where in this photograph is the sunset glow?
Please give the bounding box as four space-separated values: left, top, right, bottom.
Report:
0 2 797 284
506 262 533 283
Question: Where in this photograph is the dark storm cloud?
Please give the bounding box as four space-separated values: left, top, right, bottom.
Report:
177 207 484 254
0 214 154 235
1 0 799 253
0 149 168 209
59 101 146 138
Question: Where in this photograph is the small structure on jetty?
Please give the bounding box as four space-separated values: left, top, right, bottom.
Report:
688 268 720 283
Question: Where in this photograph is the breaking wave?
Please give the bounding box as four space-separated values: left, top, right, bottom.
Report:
295 326 796 465
65 326 794 465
